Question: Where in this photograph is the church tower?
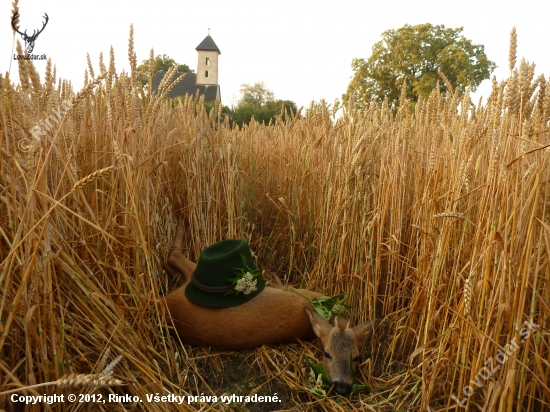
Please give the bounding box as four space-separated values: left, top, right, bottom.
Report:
195 30 221 86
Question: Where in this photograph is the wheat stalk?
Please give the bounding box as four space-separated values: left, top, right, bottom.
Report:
438 69 453 94
432 212 465 219
73 165 117 191
86 53 95 79
11 0 19 34
15 41 30 93
148 48 155 93
128 24 137 81
0 356 124 396
70 72 107 110
112 138 124 166
464 276 472 317
107 46 116 88
57 373 124 389
509 27 517 72
99 51 106 75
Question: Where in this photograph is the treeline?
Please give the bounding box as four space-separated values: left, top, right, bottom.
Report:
204 99 297 128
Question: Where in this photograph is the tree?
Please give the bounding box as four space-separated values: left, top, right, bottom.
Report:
239 81 275 106
232 82 297 127
232 100 297 128
344 24 496 110
137 54 193 86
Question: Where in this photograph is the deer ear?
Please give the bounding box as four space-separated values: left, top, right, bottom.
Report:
305 307 332 339
352 319 376 345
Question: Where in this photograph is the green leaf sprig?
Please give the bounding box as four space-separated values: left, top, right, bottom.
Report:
292 289 352 320
305 356 331 396
305 357 370 397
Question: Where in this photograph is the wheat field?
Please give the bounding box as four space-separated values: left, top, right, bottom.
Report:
0 26 549 411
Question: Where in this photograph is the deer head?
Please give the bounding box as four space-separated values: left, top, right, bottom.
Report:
11 12 49 54
305 307 375 396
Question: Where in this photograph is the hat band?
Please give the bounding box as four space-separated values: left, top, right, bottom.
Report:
190 273 233 294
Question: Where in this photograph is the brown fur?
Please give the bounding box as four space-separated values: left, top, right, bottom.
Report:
305 307 375 396
162 222 323 350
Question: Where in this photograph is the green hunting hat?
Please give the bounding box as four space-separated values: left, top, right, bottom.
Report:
185 239 266 308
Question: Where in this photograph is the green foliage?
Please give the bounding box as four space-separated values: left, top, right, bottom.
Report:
292 290 352 320
239 81 275 106
230 81 298 127
137 54 193 86
305 357 370 397
305 357 332 396
168 81 297 128
232 100 297 128
344 23 496 110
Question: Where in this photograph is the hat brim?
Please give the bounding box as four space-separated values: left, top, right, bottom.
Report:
185 279 266 308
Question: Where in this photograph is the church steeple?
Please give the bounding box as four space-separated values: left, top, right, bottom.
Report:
195 31 220 86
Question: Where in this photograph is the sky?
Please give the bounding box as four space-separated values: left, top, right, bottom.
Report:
1 0 549 110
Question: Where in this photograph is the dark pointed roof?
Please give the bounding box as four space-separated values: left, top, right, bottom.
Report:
195 35 221 54
152 71 220 101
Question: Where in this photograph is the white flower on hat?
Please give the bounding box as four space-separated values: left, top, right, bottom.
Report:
234 272 258 295
226 255 266 297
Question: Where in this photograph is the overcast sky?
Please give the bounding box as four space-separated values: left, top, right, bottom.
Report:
1 0 549 109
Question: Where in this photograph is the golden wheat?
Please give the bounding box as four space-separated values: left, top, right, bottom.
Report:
509 27 517 72
1 26 548 412
56 373 124 389
72 165 117 191
10 0 19 34
438 68 453 93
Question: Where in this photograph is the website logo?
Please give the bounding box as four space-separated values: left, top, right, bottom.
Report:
11 11 49 54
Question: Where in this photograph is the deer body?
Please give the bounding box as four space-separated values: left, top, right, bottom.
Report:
164 284 320 349
163 223 322 349
163 222 375 395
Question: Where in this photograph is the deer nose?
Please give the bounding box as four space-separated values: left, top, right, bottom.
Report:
333 381 352 396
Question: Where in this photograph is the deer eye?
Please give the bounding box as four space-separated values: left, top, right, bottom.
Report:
323 350 332 360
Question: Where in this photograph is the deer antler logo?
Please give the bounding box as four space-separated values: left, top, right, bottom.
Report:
11 11 49 54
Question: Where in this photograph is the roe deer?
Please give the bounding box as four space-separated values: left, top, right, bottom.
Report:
162 221 375 396
305 308 375 396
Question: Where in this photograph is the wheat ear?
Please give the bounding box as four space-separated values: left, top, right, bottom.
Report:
73 165 117 191
0 356 124 396
509 27 517 72
433 212 465 219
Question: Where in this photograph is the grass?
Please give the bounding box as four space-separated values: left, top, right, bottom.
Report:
1 25 549 411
